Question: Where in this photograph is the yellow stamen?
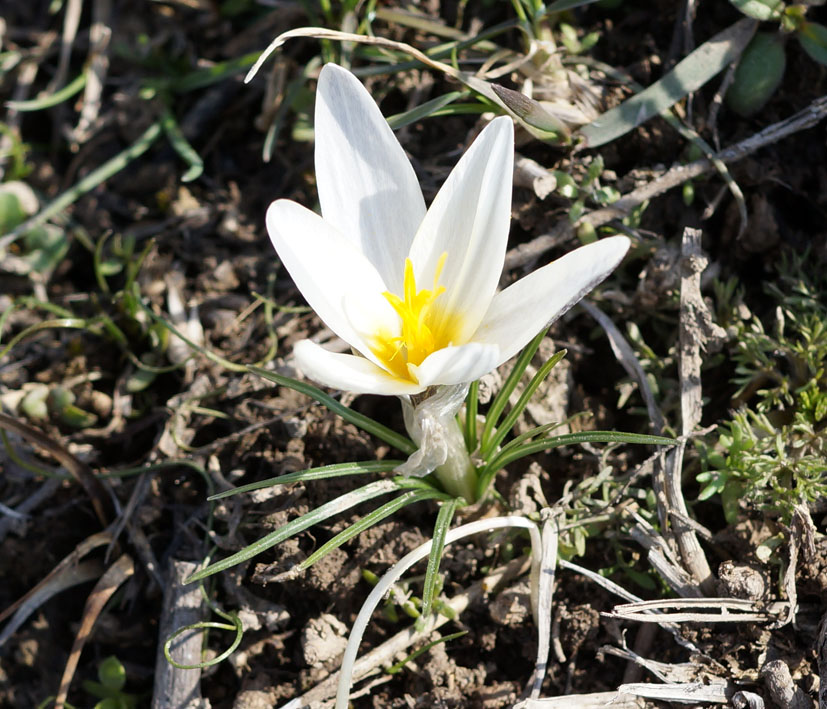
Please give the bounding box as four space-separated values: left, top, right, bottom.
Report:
369 254 458 381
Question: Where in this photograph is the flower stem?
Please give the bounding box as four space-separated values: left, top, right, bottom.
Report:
432 417 478 503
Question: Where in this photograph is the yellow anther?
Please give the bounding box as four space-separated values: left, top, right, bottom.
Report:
369 254 458 382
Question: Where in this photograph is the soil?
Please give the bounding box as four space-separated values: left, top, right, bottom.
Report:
2 1 827 708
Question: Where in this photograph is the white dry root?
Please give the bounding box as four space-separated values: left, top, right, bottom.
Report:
332 516 543 709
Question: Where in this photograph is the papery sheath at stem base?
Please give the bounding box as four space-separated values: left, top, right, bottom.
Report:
398 384 479 503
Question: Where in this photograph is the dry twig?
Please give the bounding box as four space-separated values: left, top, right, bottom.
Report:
152 560 206 709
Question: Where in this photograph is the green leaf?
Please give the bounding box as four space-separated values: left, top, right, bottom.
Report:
798 22 827 66
480 327 549 453
208 460 405 500
579 18 757 147
98 656 126 692
478 431 675 494
298 489 446 572
726 32 786 116
186 480 404 583
387 91 465 129
420 497 459 621
248 366 417 455
0 191 26 233
546 0 601 10
481 350 567 460
6 71 87 111
729 0 784 20
160 103 204 182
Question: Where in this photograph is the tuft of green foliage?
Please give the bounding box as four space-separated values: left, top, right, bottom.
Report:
698 253 827 523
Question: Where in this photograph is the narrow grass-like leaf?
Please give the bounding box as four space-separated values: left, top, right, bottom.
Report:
0 318 89 360
480 349 566 460
480 327 548 453
420 497 459 621
6 71 86 111
477 431 675 494
186 479 402 583
160 103 204 182
298 488 447 572
209 460 405 500
154 51 261 93
140 303 247 372
387 91 464 129
392 475 446 493
579 18 756 148
546 0 601 10
497 414 589 458
248 365 417 455
385 630 468 674
464 380 479 452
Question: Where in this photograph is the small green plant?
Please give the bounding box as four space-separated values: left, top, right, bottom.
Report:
698 252 827 523
82 656 139 709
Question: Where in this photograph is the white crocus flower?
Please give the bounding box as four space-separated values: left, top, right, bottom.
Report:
266 64 629 499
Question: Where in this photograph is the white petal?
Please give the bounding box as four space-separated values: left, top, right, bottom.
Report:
315 64 426 292
294 340 424 395
408 117 514 343
409 342 501 387
266 199 395 355
474 236 630 365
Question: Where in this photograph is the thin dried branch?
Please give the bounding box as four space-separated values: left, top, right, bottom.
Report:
0 530 113 625
659 227 722 593
527 513 560 700
514 693 646 708
505 95 827 270
152 560 205 709
617 681 730 704
0 412 115 526
605 597 790 624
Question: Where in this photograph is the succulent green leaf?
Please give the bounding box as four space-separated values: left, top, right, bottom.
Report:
726 32 786 116
798 22 827 66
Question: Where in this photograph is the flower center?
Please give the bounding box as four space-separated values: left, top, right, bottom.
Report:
369 254 457 381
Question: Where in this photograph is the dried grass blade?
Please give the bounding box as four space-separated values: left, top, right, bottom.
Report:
54 554 135 708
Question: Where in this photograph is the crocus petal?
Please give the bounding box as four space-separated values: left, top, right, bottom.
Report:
315 64 426 292
294 340 424 396
408 117 514 343
409 342 501 387
267 199 396 355
474 236 631 366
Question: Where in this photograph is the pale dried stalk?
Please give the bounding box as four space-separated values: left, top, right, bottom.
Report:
54 554 135 708
605 597 790 624
661 227 721 593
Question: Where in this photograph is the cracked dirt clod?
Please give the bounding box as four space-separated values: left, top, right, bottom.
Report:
761 659 814 709
301 613 349 667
